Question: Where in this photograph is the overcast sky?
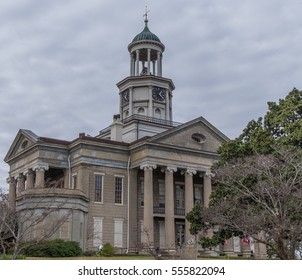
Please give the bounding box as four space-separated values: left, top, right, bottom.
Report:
1 0 302 188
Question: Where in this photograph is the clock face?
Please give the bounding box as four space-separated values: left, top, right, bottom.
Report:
152 87 166 102
121 89 129 104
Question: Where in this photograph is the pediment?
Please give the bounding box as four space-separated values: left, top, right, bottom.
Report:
4 129 39 162
148 116 229 153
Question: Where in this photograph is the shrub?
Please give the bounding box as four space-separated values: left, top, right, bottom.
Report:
22 239 82 257
97 243 116 257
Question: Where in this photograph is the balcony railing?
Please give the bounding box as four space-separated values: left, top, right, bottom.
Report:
99 114 182 135
153 206 185 216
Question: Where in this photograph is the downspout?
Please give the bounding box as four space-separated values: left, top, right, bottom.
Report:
68 155 71 188
126 155 131 253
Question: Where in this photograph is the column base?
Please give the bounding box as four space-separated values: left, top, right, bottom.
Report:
180 244 197 260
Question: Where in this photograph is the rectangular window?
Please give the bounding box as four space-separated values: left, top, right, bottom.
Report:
93 217 103 248
95 174 103 202
176 184 185 209
115 177 123 204
194 185 202 205
114 219 123 248
158 180 165 207
140 178 144 206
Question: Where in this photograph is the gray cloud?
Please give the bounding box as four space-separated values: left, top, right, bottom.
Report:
1 0 302 188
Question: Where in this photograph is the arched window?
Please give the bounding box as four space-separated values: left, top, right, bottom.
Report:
138 107 145 115
155 108 161 118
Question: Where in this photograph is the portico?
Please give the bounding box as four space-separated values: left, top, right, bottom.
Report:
137 161 213 250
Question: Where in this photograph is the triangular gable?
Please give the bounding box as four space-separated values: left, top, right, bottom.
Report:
147 116 229 153
4 129 39 162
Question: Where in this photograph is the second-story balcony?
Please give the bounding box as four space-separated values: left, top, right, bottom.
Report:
153 206 185 217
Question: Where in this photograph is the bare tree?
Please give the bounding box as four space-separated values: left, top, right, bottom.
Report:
0 186 70 259
208 147 302 259
0 189 15 256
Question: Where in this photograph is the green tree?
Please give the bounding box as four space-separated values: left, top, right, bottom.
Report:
187 88 302 259
218 88 302 162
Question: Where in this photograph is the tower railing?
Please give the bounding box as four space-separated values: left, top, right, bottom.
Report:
123 114 182 127
99 114 182 135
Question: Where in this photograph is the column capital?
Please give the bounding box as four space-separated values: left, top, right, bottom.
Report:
18 173 25 179
181 168 197 176
161 166 177 173
140 163 157 171
205 171 215 178
23 169 34 176
32 163 49 172
6 176 16 184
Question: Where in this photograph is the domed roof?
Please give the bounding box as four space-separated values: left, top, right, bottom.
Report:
132 19 161 43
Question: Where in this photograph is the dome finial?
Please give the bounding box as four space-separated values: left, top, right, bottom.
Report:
143 6 150 26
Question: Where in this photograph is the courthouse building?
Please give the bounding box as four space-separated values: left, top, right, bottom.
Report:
5 15 262 256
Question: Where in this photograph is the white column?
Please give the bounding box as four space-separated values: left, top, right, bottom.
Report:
204 171 214 208
165 166 177 249
157 51 161 77
185 169 196 243
130 53 135 76
147 48 151 75
136 50 140 76
140 163 157 246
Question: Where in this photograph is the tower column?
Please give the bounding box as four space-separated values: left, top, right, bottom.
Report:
157 51 161 77
140 163 156 246
160 53 163 76
184 169 196 243
165 166 177 250
130 53 135 76
136 50 140 76
147 48 151 75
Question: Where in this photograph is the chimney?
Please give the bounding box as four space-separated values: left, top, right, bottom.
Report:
110 114 123 141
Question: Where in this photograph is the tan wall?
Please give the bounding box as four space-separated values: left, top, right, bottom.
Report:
86 166 129 250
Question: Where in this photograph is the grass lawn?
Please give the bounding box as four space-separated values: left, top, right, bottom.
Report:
26 255 155 260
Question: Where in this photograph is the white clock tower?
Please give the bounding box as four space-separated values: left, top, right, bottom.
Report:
117 12 175 123
99 12 178 142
